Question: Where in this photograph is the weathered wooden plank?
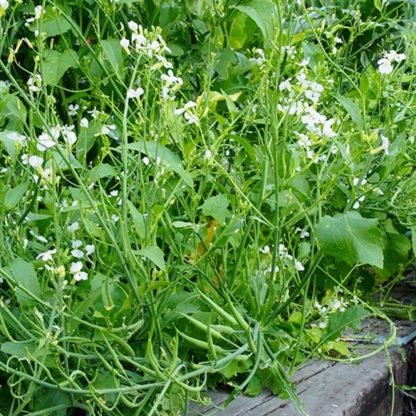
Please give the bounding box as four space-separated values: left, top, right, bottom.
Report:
188 319 416 415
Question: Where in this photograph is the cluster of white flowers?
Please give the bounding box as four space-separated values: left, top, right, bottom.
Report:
313 291 349 329
278 68 337 162
27 73 42 93
174 100 199 125
161 69 183 101
251 48 266 66
127 86 144 100
260 242 305 276
121 21 171 58
377 50 406 75
35 124 78 151
70 238 95 260
25 5 43 26
119 22 185 102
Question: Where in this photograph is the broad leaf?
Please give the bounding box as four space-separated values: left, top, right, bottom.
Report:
412 226 416 257
316 211 384 268
325 305 369 342
89 163 117 182
8 257 41 305
36 6 72 37
101 39 124 77
0 130 26 159
201 194 230 225
1 341 36 358
41 49 78 85
236 0 278 47
337 96 364 129
138 246 166 271
5 181 29 210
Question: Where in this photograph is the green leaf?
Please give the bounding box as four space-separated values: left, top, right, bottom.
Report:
5 181 29 210
89 163 117 182
101 39 124 77
325 305 369 342
0 94 27 125
138 246 166 271
201 194 230 225
374 0 383 12
0 130 26 159
214 48 237 79
229 13 248 49
411 227 416 257
376 228 411 279
36 6 72 37
316 211 384 268
1 341 36 358
336 96 364 129
128 201 146 240
236 0 278 47
8 257 41 306
41 49 78 85
127 141 193 187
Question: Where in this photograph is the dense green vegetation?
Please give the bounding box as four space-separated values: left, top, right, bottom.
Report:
0 0 415 414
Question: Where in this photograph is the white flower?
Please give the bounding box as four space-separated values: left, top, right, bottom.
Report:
68 104 79 116
294 260 305 271
71 249 84 259
128 21 139 32
120 38 130 54
377 57 393 74
27 73 42 92
85 244 95 255
204 149 212 160
37 248 57 262
260 245 271 254
175 101 199 124
28 155 43 169
34 5 43 19
74 271 88 281
279 79 292 92
297 133 311 148
0 0 9 11
380 135 390 155
267 265 280 274
385 50 406 63
25 5 43 25
80 118 89 128
67 222 79 233
71 240 83 249
70 261 88 281
161 70 183 87
61 125 77 145
110 190 119 197
142 156 150 166
353 195 365 209
296 227 310 239
183 112 199 125
127 87 144 99
155 55 173 69
37 132 55 151
70 261 83 274
111 214 119 222
100 125 116 135
318 321 327 329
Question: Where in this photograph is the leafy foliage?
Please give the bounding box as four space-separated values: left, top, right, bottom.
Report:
0 0 414 414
